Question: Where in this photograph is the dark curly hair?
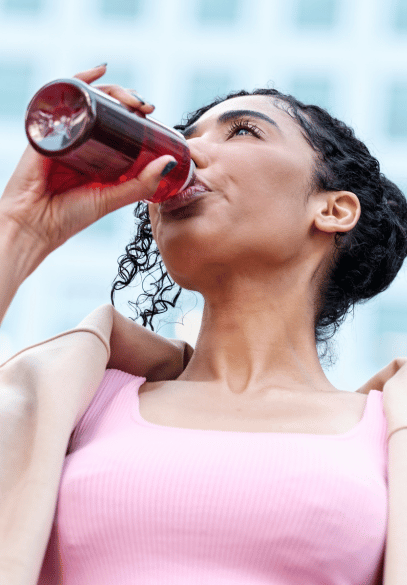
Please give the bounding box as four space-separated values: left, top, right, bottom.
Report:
111 88 407 360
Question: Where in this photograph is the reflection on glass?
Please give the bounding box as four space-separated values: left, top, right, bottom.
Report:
26 84 89 151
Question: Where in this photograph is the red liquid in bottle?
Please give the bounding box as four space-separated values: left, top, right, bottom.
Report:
113 118 195 203
25 79 195 203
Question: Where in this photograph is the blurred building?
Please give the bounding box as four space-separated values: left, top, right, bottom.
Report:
1 0 407 390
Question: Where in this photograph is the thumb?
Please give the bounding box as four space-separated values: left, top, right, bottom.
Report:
98 155 178 216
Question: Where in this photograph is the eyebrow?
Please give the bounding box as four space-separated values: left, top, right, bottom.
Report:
182 109 281 138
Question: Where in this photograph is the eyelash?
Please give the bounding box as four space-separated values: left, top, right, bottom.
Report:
226 119 263 139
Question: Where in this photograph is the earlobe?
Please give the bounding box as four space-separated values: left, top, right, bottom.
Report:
314 191 361 234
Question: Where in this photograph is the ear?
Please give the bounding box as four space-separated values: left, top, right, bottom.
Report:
314 191 361 234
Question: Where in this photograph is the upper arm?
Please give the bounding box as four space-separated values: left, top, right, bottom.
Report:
0 363 37 495
0 325 109 585
107 307 194 381
0 360 67 585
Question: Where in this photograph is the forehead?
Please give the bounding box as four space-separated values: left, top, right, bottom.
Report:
193 94 306 142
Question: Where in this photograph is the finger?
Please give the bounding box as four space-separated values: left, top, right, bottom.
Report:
356 359 404 394
356 372 386 394
385 360 407 386
126 90 155 114
73 64 107 84
97 155 177 216
94 84 155 114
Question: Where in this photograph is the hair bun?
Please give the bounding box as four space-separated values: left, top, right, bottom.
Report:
386 199 399 209
381 176 407 237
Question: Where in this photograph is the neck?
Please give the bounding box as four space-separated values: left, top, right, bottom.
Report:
177 270 337 397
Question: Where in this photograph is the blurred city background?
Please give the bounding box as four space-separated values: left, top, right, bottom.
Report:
1 0 407 391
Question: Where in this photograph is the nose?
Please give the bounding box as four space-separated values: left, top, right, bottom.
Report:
187 136 210 169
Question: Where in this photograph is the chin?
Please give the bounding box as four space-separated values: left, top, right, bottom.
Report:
163 261 203 292
155 226 233 291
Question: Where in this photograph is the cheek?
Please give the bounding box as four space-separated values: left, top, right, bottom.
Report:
225 168 309 254
231 146 310 199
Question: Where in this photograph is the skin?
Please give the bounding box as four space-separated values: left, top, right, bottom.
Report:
148 95 361 403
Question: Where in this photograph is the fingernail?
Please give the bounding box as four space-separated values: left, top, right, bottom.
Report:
129 90 155 107
94 63 108 68
161 160 178 177
129 90 145 105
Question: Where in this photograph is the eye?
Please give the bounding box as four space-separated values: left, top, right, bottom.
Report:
226 118 263 139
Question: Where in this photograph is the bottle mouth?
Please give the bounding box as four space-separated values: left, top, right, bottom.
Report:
141 159 197 205
178 159 196 193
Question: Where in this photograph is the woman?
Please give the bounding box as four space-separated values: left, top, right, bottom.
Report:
1 65 407 584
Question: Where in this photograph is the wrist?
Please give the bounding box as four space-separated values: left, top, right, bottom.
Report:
0 214 50 324
0 213 50 280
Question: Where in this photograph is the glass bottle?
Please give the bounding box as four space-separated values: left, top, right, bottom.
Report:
25 78 195 202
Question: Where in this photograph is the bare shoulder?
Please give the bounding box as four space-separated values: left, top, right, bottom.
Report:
334 388 369 408
334 389 369 427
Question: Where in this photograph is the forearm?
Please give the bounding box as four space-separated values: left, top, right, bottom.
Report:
0 215 49 325
383 428 407 585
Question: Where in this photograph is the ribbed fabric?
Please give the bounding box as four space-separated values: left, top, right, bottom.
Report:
38 369 388 585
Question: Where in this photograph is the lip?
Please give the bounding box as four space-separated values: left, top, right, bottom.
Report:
159 179 210 213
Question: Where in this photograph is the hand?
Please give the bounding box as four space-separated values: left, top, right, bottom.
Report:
0 65 176 274
356 358 407 394
381 360 407 434
356 357 407 434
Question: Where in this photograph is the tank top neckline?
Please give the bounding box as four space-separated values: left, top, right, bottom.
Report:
127 373 378 438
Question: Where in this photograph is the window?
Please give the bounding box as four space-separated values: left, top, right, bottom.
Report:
392 0 407 31
294 0 338 28
387 81 407 138
0 62 33 118
186 70 233 113
290 76 333 111
99 0 141 19
4 0 42 13
196 0 240 24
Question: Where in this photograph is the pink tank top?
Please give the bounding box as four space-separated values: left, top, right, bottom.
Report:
39 369 388 584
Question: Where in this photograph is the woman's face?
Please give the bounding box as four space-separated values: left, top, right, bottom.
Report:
148 94 321 291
